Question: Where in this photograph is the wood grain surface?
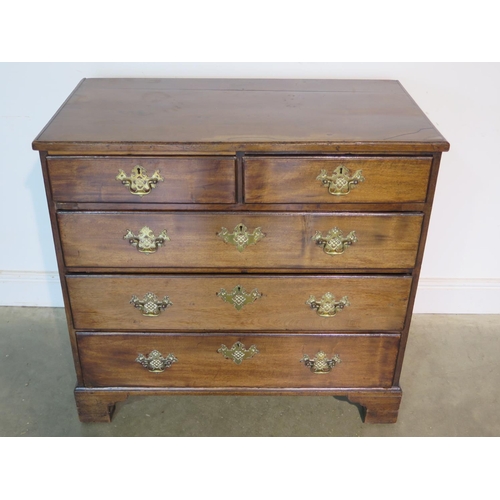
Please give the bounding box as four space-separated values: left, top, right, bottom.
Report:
47 156 236 203
77 333 400 389
244 156 432 203
66 275 412 332
32 79 449 153
58 211 423 270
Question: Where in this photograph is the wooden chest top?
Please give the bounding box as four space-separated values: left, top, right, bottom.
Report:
32 78 449 154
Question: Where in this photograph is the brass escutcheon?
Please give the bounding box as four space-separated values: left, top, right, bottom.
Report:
316 166 365 195
130 292 173 316
217 223 265 252
217 285 262 311
116 165 164 196
124 226 170 253
301 351 341 374
312 227 357 255
136 350 178 373
306 292 350 317
218 341 259 364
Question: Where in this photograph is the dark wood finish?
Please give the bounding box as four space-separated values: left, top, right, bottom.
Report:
75 386 401 396
38 152 83 384
55 201 428 213
244 156 432 204
58 212 423 270
77 333 399 389
67 275 412 332
74 389 129 423
61 267 415 275
236 152 244 204
47 156 236 203
73 386 402 422
348 389 402 424
32 79 449 154
33 78 448 424
393 152 444 385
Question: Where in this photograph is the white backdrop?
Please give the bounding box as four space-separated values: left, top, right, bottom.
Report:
1 62 499 312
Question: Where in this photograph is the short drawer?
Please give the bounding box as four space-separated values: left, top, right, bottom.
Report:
244 156 432 204
59 212 423 270
77 333 400 388
47 156 236 203
67 275 412 332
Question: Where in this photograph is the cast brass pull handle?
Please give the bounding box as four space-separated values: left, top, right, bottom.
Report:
316 166 364 196
306 292 350 317
136 350 178 372
116 165 164 196
124 226 170 253
218 341 259 364
301 351 341 374
217 285 262 310
130 292 173 316
217 223 265 252
312 227 357 255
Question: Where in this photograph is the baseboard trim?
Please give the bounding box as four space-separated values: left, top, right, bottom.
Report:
0 272 499 313
0 271 63 307
414 278 500 314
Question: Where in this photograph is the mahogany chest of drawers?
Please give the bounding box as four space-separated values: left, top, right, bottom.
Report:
33 78 449 424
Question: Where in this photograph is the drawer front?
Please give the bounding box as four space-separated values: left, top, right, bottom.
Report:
244 156 432 203
77 333 400 388
47 156 236 203
59 212 423 270
67 275 411 332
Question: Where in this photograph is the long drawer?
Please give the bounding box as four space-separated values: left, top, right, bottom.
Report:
244 156 432 203
47 156 236 203
58 212 423 270
77 333 400 388
66 275 412 332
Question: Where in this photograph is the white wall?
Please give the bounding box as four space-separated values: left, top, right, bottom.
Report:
1 62 499 312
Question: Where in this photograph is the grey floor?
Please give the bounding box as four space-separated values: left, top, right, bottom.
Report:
0 307 498 436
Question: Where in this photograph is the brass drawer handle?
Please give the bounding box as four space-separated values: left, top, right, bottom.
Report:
316 166 364 196
124 226 170 253
130 292 173 316
217 285 262 310
136 350 178 372
217 223 265 252
312 227 357 255
301 351 341 374
218 341 259 364
116 165 164 196
306 292 350 317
